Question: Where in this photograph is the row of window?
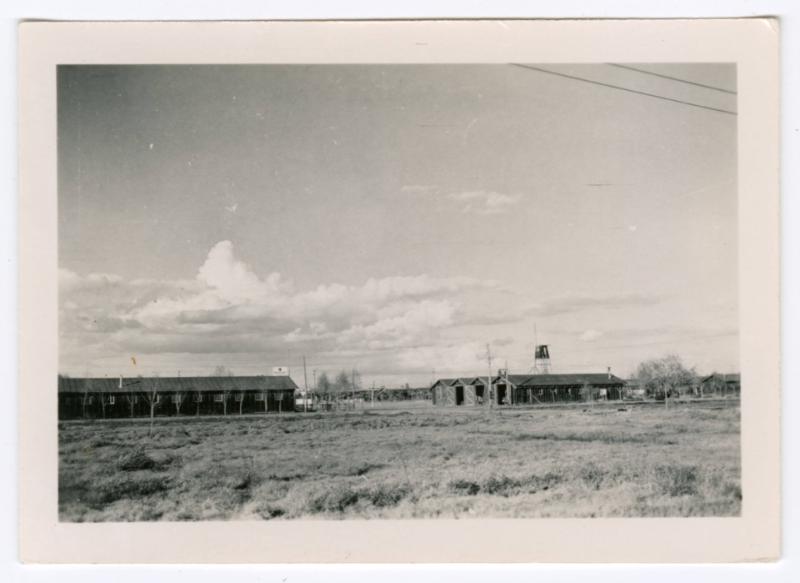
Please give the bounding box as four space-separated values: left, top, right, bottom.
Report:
74 393 285 405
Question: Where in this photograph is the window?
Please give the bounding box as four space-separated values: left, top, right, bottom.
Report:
255 393 265 402
214 394 224 402
234 393 243 402
87 396 94 404
537 389 544 396
194 394 203 403
107 395 115 405
154 394 160 404
172 395 182 404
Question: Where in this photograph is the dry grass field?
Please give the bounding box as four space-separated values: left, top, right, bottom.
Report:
58 400 741 521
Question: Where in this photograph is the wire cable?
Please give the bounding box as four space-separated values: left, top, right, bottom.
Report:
510 63 737 116
608 63 737 95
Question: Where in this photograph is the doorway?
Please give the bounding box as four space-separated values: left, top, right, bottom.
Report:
496 384 507 405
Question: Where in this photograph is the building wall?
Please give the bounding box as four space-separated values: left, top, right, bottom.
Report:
463 385 476 406
58 390 297 419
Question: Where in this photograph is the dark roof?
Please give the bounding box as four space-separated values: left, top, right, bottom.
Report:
58 375 298 394
431 377 491 389
432 373 626 389
500 373 626 387
431 378 458 388
456 377 488 385
700 373 741 384
495 374 536 386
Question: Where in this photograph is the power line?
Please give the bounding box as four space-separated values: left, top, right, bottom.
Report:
497 330 736 360
510 63 737 116
607 63 737 95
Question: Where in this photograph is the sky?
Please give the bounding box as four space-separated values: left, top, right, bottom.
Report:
57 64 738 386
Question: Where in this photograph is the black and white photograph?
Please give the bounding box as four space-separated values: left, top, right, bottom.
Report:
54 60 745 522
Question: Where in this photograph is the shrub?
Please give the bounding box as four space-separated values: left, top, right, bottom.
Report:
579 464 609 490
366 484 410 507
654 464 699 496
482 475 521 496
117 449 157 471
233 473 253 490
90 476 171 506
721 482 742 501
267 472 307 482
526 472 563 492
344 462 386 476
449 479 481 496
309 486 361 513
257 505 286 519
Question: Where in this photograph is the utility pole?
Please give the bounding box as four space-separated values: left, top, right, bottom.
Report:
302 355 308 413
352 367 357 410
504 360 511 406
486 343 494 409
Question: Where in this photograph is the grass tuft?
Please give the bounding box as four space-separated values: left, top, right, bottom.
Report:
654 464 699 496
309 486 361 513
365 484 410 507
117 448 157 471
449 479 481 496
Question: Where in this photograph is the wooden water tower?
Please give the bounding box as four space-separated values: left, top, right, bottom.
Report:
534 344 551 374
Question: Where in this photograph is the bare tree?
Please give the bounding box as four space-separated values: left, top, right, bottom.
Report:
98 381 107 419
212 365 234 377
81 377 93 419
580 382 594 406
212 366 233 415
173 391 185 416
124 393 137 418
317 371 332 410
334 370 350 410
141 374 161 434
635 354 696 409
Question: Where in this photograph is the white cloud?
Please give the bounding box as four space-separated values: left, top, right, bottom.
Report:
448 190 521 214
396 342 489 374
60 240 498 365
197 240 289 303
337 299 456 350
403 186 522 215
527 293 664 317
579 329 604 342
59 268 123 292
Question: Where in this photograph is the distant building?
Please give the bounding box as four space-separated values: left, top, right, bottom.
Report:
431 373 626 406
623 379 647 399
58 374 298 419
699 373 741 397
431 377 488 406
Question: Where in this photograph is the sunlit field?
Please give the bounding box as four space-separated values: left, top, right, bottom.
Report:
59 400 741 521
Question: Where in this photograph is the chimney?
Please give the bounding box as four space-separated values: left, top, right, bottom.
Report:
119 374 123 389
607 366 611 379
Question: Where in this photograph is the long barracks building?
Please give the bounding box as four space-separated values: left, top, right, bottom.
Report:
431 372 626 407
58 375 299 419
